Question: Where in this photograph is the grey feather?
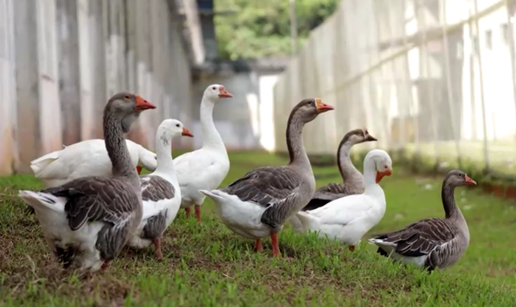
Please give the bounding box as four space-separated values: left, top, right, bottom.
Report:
222 166 302 230
142 210 168 240
43 176 141 262
140 175 175 202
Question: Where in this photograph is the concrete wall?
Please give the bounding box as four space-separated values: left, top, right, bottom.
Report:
273 0 516 170
0 0 193 175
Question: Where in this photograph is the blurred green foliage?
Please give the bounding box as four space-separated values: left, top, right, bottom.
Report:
214 0 339 60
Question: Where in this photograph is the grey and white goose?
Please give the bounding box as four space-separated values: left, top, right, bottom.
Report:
302 128 377 211
19 93 156 273
200 98 334 257
368 170 476 272
128 119 193 261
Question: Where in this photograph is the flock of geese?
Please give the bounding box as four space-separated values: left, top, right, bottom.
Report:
18 84 476 275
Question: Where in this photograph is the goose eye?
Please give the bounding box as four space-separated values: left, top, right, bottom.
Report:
212 86 216 90
124 94 131 100
176 124 180 128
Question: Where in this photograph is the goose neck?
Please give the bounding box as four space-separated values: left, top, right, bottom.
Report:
362 157 377 188
200 98 225 150
286 116 311 172
441 182 460 219
337 141 363 186
103 112 140 189
154 130 176 174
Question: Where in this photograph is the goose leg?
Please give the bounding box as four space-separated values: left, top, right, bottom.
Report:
254 238 263 252
271 232 281 257
194 205 201 223
185 207 191 218
153 238 163 261
348 245 355 252
101 260 110 271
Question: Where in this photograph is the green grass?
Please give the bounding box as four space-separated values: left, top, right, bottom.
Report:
1 151 516 306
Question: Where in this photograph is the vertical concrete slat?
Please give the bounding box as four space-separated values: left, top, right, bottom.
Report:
56 0 81 146
14 0 40 173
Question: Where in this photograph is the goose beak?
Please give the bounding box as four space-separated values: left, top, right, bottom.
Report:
375 169 392 183
366 135 377 141
182 127 194 137
315 98 334 113
135 95 156 110
136 166 142 175
218 87 233 98
464 174 476 185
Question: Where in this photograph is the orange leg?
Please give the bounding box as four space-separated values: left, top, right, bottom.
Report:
254 238 263 252
348 245 355 252
185 207 191 218
271 232 281 257
101 260 110 271
195 205 201 223
153 238 163 261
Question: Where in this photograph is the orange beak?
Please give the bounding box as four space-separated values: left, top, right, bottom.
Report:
464 174 477 185
134 95 157 111
218 86 233 98
375 169 392 183
136 166 142 175
182 127 194 137
315 98 334 113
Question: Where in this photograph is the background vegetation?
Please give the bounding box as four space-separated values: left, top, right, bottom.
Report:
214 0 339 59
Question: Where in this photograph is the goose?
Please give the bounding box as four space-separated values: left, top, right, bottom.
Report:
288 128 376 230
18 92 156 273
30 138 157 188
293 149 392 251
174 84 233 223
128 119 193 261
200 98 334 256
304 128 377 210
368 170 476 272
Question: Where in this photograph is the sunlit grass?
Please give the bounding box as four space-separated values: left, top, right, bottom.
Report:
0 151 515 306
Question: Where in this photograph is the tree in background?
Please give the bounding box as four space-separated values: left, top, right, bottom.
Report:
214 0 339 60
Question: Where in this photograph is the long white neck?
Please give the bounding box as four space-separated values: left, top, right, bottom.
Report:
154 130 176 174
200 97 226 150
362 157 377 189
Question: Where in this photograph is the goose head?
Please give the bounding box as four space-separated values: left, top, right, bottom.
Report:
445 170 477 187
363 149 392 183
344 128 377 145
105 92 156 133
291 98 334 123
204 84 233 102
158 119 194 143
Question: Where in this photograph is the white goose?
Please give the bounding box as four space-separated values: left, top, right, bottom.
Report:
294 149 392 252
174 84 233 222
31 139 157 188
128 119 193 261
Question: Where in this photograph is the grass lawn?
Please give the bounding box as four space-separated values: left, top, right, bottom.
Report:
1 150 516 306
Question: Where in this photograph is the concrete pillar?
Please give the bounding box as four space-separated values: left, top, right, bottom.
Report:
0 0 18 175
106 0 126 97
13 0 40 173
35 0 62 156
56 0 82 146
89 0 107 138
77 0 93 140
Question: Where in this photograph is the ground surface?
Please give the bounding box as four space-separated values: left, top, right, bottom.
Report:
1 151 515 306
